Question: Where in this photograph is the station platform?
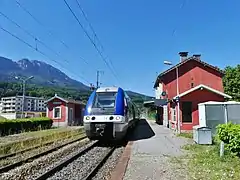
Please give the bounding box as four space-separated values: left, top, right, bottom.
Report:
111 119 193 180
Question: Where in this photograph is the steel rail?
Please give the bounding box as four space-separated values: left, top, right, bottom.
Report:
82 146 116 180
0 135 87 173
34 140 99 180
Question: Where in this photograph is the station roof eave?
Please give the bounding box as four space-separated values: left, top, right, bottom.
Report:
173 84 232 99
143 101 155 107
143 99 168 107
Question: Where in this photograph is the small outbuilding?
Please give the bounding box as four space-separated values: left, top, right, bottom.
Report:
46 94 85 127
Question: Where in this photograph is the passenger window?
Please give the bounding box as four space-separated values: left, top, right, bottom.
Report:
124 98 127 107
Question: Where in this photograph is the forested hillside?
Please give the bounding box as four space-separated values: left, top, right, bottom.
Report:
0 82 152 109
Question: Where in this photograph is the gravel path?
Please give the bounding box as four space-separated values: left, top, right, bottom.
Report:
47 146 111 180
124 120 193 180
0 138 92 180
0 135 85 167
92 146 125 180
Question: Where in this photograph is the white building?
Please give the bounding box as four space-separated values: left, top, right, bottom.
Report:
0 96 46 113
0 101 3 112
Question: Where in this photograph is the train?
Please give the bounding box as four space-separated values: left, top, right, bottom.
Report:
83 86 140 141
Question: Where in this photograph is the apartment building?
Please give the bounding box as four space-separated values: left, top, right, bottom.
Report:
0 96 46 113
0 101 2 112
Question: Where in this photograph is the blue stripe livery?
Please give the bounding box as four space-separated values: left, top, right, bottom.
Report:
84 90 96 116
114 87 124 115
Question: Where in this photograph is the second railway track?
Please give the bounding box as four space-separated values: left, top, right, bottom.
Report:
35 141 119 180
0 135 87 173
1 136 128 180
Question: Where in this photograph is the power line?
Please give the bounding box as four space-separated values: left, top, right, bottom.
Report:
13 0 92 66
0 10 92 82
0 25 91 84
75 0 104 52
63 0 121 86
171 0 187 37
75 0 119 78
0 11 69 64
15 0 69 49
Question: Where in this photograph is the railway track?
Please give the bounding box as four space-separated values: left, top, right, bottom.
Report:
0 135 87 173
82 146 116 180
34 141 117 180
0 134 84 161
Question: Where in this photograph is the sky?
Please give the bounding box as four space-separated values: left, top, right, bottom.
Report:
0 0 240 97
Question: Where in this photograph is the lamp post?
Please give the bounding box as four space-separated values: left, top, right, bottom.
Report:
163 61 181 134
15 76 34 118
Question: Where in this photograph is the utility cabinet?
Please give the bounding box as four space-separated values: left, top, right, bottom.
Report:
198 101 240 135
193 125 212 145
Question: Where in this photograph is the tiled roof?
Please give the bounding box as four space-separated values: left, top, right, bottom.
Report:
64 98 83 105
153 56 224 88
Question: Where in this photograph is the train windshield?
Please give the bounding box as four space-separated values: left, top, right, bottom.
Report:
92 92 117 108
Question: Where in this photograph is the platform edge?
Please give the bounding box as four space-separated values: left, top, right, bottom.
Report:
109 141 134 180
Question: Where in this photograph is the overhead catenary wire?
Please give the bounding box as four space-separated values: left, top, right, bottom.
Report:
75 0 104 52
162 0 187 58
171 0 187 38
75 0 119 77
14 0 90 66
15 0 69 49
0 25 91 85
63 0 122 86
0 10 93 84
0 11 68 64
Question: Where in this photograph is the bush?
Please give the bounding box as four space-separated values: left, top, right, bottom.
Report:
217 123 240 155
0 117 53 136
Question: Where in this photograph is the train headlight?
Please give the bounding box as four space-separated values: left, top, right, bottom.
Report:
116 116 120 120
109 116 114 120
86 116 90 120
87 107 91 113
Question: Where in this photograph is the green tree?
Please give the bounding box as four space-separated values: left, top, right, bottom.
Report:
0 82 149 108
223 65 240 101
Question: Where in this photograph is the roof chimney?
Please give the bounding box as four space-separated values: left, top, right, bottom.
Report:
193 54 201 60
179 52 188 62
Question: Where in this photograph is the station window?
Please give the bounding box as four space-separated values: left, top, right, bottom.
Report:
53 107 61 119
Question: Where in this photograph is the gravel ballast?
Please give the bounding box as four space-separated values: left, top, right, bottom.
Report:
0 135 85 167
92 146 125 180
47 146 111 180
0 138 92 180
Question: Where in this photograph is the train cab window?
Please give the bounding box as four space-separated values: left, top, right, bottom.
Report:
92 92 117 108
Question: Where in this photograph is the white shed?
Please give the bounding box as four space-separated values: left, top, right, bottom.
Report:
198 101 240 134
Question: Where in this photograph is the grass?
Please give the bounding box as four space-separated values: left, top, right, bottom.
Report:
0 127 80 144
0 116 6 120
176 132 193 139
0 126 85 155
174 143 240 180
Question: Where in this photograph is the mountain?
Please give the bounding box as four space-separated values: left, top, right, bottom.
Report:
0 56 154 100
0 56 89 90
126 90 153 101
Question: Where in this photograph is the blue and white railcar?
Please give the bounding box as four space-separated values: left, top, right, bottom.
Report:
83 86 138 140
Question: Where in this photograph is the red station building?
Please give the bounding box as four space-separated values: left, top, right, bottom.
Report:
153 52 232 131
46 94 85 127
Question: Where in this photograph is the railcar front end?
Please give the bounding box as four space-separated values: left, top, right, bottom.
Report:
83 87 128 141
